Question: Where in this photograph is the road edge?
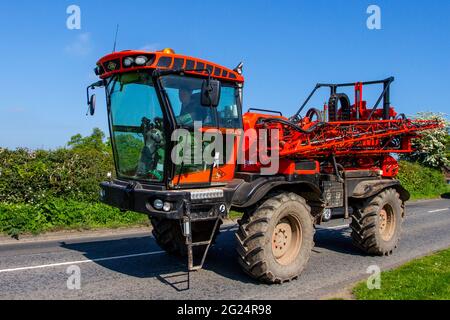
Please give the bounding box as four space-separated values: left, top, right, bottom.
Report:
0 219 239 246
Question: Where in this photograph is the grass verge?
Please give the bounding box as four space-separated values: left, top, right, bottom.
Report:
353 248 450 300
0 198 149 238
229 210 244 220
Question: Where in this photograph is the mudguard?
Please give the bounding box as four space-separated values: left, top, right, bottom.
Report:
351 179 410 201
231 176 322 208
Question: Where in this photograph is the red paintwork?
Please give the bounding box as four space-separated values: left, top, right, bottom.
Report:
240 82 443 178
97 50 244 83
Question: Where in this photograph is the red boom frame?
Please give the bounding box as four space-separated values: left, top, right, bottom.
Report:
243 78 443 178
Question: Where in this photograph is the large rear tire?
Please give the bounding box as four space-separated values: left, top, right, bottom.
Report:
236 193 315 284
351 188 404 256
151 218 222 257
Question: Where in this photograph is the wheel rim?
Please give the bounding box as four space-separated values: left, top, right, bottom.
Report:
379 204 396 241
272 215 302 265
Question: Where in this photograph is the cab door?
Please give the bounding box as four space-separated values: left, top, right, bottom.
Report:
171 84 242 187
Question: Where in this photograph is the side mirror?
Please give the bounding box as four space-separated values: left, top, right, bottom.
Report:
86 80 103 116
201 79 221 107
88 94 96 116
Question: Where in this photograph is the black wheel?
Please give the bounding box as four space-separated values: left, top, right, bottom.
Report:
351 188 404 256
151 218 222 257
236 193 315 284
151 218 185 256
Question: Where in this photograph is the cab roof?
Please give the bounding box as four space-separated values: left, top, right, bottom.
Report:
96 50 244 83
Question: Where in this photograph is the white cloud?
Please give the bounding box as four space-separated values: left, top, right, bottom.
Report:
65 33 92 57
139 43 160 52
3 107 26 113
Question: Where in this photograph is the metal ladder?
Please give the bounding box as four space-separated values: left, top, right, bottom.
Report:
183 216 221 271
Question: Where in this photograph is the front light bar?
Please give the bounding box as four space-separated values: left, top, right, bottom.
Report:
190 189 224 201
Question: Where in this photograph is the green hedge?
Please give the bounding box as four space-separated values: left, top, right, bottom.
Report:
0 198 148 238
0 130 153 237
398 161 448 200
0 147 114 204
0 142 151 238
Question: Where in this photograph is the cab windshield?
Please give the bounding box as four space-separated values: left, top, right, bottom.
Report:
107 72 166 182
160 75 242 185
161 75 241 129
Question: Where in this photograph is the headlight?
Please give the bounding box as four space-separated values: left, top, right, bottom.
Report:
154 199 164 210
163 202 172 212
123 57 134 67
134 56 148 65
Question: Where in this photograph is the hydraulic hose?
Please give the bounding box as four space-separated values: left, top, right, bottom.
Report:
260 118 327 134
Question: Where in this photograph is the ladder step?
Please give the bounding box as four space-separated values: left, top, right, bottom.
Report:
190 266 203 271
189 241 211 247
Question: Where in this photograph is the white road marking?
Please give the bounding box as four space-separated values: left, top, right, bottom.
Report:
0 251 165 274
428 208 449 213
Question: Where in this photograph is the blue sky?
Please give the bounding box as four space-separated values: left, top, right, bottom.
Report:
0 0 449 149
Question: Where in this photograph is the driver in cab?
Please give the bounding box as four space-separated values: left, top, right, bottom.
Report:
177 88 210 125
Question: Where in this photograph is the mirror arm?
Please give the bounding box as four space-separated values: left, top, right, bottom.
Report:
86 80 104 104
85 80 104 116
86 86 91 106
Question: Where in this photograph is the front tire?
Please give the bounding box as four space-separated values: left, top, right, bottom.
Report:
236 193 315 284
351 188 404 256
151 218 186 256
151 218 222 257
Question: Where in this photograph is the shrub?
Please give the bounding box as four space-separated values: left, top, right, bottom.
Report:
398 161 448 200
0 198 148 238
0 146 114 204
400 112 449 169
0 129 150 237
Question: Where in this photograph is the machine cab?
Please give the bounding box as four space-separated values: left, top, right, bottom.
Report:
89 49 245 189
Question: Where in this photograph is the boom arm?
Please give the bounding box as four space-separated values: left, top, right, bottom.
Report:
259 118 443 158
245 78 444 177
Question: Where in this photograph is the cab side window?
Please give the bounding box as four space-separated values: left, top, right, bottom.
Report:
216 86 241 129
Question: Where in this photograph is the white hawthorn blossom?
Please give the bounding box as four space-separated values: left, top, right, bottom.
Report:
402 112 450 168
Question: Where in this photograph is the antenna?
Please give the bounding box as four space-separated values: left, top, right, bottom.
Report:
112 24 119 52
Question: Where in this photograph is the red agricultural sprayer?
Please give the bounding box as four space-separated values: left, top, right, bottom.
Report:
86 49 442 283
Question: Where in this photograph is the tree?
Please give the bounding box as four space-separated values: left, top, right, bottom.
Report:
68 128 110 153
401 112 450 169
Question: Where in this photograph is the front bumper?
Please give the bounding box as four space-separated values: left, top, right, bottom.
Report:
99 180 231 220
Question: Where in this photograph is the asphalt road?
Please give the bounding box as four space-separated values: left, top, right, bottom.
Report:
1 198 449 300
